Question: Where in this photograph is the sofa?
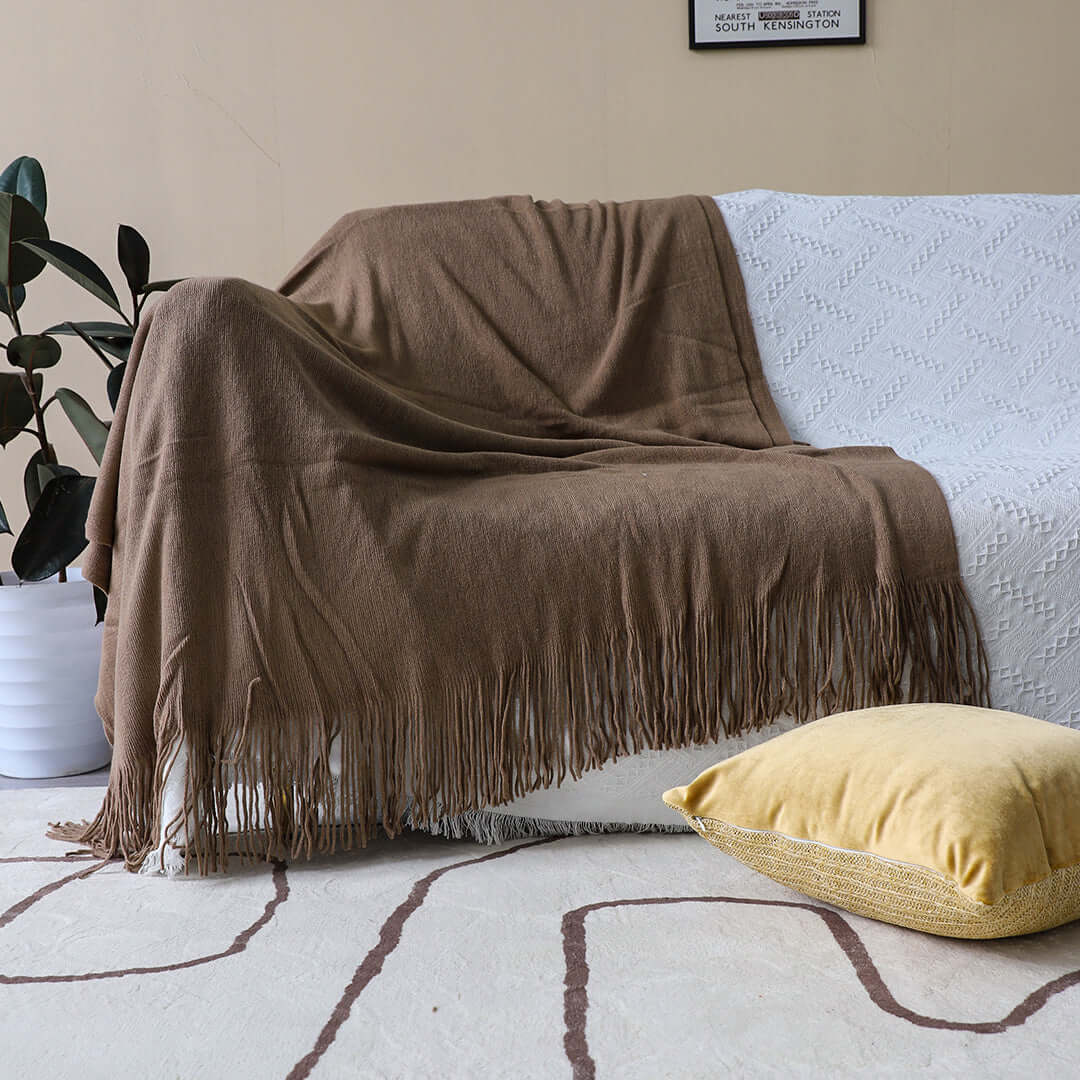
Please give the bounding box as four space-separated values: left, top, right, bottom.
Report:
138 191 1080 866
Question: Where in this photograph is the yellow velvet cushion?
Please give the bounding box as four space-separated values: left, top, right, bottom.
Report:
663 704 1080 938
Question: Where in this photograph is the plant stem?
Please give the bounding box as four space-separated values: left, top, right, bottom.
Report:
20 371 57 468
67 322 115 371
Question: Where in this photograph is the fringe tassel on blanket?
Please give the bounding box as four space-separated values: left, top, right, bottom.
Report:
52 575 990 874
138 813 690 876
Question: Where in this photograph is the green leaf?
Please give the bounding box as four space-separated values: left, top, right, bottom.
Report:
24 450 47 510
106 361 127 410
12 473 95 582
117 224 150 295
0 496 10 536
95 337 130 362
141 278 184 296
0 192 49 288
51 321 113 371
45 321 132 363
93 584 108 625
44 321 133 339
0 284 25 317
6 333 61 371
23 448 78 512
15 237 124 317
0 157 46 217
0 372 41 446
55 388 109 464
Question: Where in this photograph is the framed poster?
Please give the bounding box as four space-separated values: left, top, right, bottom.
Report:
689 0 866 49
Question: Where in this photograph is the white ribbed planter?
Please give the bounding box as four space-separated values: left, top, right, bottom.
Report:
0 569 111 779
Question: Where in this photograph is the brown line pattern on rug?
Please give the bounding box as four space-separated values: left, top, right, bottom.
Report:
561 896 1080 1079
0 859 109 931
286 837 562 1080
0 856 96 864
0 859 288 986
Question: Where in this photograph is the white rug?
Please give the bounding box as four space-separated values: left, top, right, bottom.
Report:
4 789 1080 1079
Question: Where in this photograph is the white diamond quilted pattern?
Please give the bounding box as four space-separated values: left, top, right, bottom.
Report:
717 191 1080 728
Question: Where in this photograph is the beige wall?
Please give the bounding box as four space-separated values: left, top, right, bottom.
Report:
3 0 1079 566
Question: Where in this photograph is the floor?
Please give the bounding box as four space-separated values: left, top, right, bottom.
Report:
6 785 1078 1079
0 765 110 791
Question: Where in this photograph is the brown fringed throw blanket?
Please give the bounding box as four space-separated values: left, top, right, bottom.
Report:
63 195 988 871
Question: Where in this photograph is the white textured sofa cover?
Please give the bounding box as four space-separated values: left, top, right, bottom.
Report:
488 191 1080 832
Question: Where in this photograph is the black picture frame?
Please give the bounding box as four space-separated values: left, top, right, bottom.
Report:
689 0 866 50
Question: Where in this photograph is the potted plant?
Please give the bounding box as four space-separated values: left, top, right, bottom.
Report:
0 155 180 778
